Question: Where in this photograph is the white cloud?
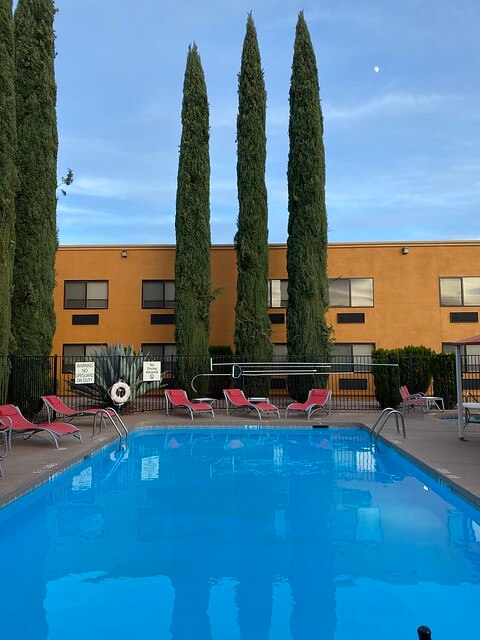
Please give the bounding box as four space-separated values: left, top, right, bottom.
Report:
325 91 448 121
69 176 176 202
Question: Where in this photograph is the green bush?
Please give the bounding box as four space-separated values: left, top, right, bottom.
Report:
8 356 54 419
432 353 456 409
372 349 401 409
397 345 435 393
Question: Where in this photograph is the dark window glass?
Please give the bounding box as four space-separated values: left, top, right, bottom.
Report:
62 344 105 374
141 344 177 358
65 281 108 309
142 281 175 309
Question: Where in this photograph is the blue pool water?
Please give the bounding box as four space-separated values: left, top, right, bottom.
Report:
1 427 480 639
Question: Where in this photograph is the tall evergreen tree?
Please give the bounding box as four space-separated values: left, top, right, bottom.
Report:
234 13 272 396
0 0 17 400
175 44 211 393
11 0 58 356
286 12 330 402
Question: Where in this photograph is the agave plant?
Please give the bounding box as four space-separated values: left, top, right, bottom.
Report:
67 343 166 407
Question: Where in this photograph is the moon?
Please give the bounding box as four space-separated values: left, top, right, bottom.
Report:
374 66 380 73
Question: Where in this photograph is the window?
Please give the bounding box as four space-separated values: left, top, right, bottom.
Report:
331 343 374 372
329 278 373 307
141 344 177 359
62 344 105 374
440 278 480 306
142 281 175 309
64 281 108 309
273 343 288 358
443 343 480 372
269 280 288 308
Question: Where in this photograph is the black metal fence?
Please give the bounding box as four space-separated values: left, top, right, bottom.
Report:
2 353 478 419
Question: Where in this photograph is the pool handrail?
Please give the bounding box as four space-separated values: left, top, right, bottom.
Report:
370 408 407 441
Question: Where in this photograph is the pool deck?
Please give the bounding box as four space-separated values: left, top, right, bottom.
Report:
1 408 480 509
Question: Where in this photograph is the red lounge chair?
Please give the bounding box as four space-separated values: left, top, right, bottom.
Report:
401 385 444 412
223 388 280 420
399 386 428 419
165 389 214 420
0 404 82 449
0 417 12 477
285 388 332 419
42 395 126 437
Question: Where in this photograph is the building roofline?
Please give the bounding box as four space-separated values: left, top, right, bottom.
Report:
58 239 480 251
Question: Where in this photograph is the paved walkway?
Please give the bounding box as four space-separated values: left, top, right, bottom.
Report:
1 408 479 509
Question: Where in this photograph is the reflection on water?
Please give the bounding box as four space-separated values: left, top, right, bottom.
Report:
1 429 480 639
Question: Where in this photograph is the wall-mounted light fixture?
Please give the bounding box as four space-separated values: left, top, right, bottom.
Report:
402 246 409 255
121 248 128 258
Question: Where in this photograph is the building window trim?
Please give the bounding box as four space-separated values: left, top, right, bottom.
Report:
142 280 175 309
268 279 288 308
64 280 109 310
331 342 375 372
62 343 106 374
328 278 374 308
141 343 177 359
440 277 480 307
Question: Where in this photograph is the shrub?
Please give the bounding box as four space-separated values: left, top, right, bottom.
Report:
397 345 435 393
372 349 401 409
432 353 456 409
208 345 233 399
8 355 54 419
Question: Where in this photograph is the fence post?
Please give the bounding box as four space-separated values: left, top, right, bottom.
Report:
53 354 58 397
409 355 414 390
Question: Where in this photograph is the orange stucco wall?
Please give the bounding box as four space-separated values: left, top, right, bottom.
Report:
52 240 480 355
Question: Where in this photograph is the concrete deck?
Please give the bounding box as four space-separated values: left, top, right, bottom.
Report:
1 408 479 509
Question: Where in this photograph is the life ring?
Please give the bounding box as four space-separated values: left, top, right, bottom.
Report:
110 381 131 405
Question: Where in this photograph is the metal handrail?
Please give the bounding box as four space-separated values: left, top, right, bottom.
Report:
93 408 128 444
370 407 407 441
465 391 479 403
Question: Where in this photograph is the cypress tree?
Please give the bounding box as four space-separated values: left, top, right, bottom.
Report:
286 12 330 402
11 0 58 356
175 44 211 394
234 13 272 396
0 0 17 400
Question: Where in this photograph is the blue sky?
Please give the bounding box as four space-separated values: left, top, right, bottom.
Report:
50 0 479 245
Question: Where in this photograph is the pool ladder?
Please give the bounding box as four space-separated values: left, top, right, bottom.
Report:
370 408 407 442
93 409 128 445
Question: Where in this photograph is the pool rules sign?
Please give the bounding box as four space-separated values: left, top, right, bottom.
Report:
143 361 162 382
75 362 95 384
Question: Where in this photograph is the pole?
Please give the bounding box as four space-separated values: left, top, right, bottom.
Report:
455 345 464 440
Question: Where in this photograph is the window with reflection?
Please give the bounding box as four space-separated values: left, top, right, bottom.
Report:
62 343 106 374
269 280 288 307
142 280 175 309
331 343 374 372
141 343 177 358
64 280 108 309
440 277 480 306
329 278 373 307
443 342 480 373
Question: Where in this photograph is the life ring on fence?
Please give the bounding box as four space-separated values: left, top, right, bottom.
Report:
110 381 131 405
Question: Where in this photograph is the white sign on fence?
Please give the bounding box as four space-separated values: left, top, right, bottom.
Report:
75 361 95 385
143 361 162 382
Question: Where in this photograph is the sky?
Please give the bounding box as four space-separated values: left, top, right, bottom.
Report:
47 0 480 245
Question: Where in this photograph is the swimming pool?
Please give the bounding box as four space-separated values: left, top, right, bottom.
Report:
1 427 479 639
